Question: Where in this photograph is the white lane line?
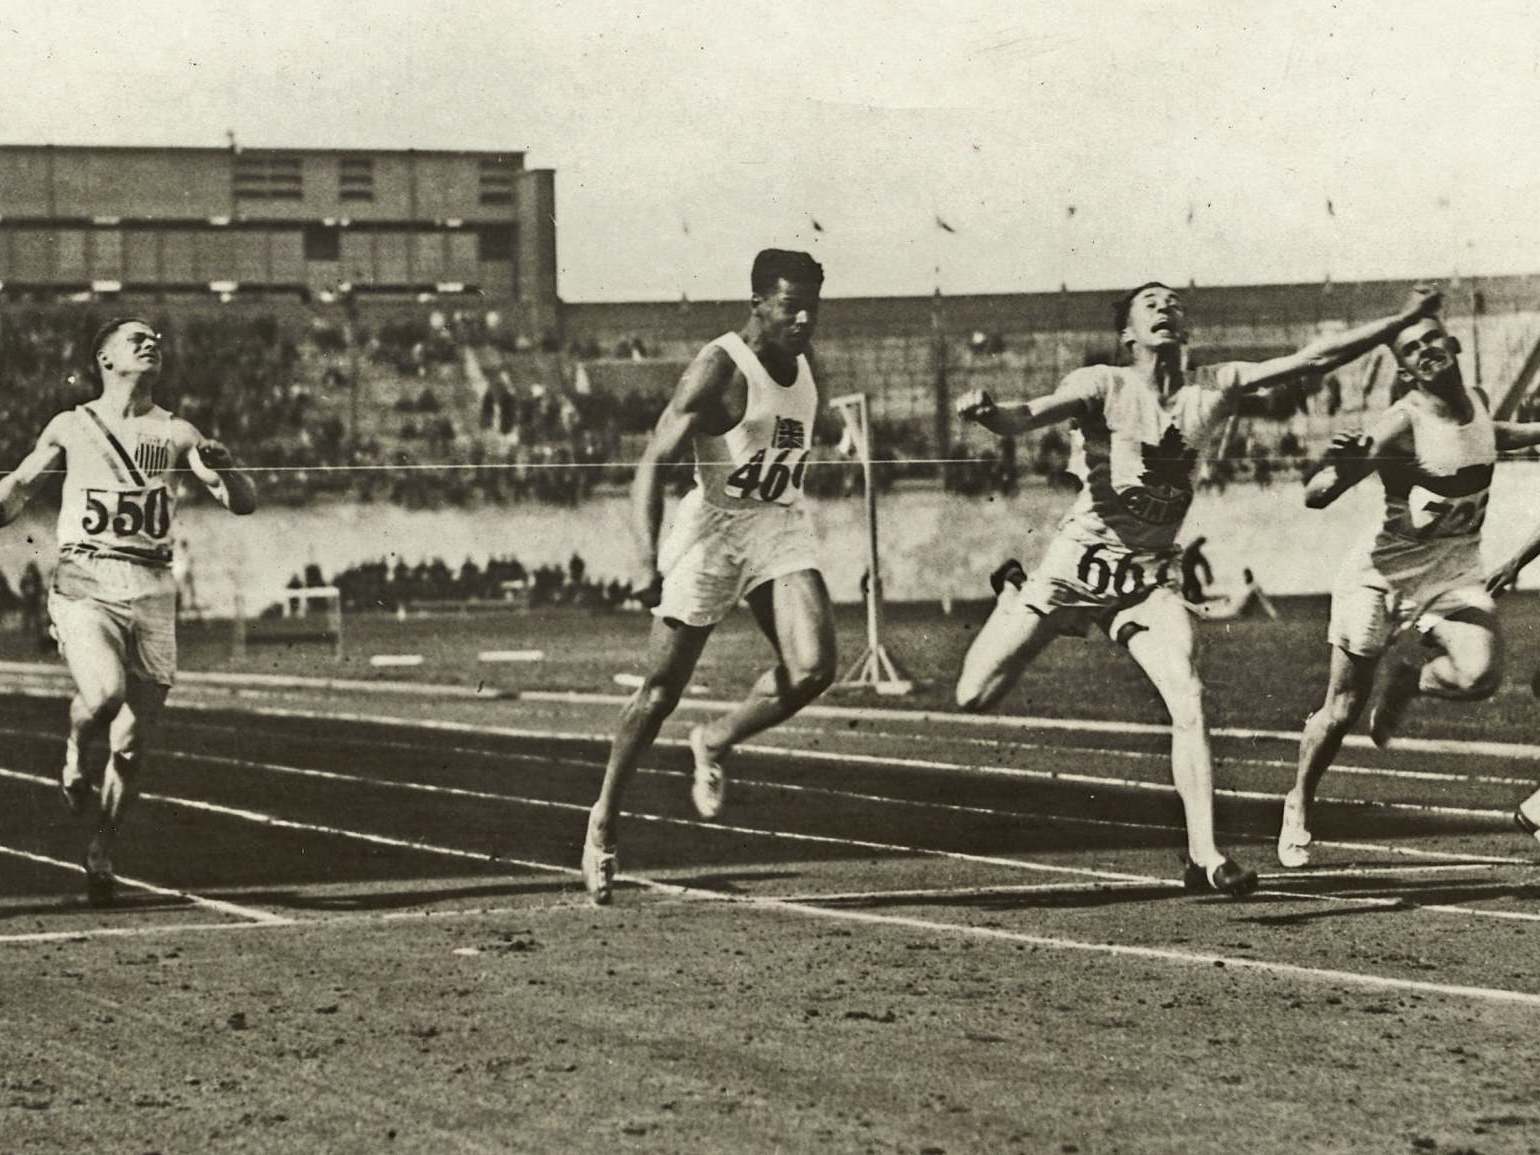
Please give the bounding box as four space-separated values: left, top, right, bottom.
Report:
2 706 1526 882
3 671 1537 761
94 698 1525 826
760 862 1507 905
0 764 578 881
5 737 1536 927
0 839 292 925
766 721 1538 789
3 759 1538 994
518 689 1540 762
148 714 1534 867
0 921 291 946
694 887 1540 1009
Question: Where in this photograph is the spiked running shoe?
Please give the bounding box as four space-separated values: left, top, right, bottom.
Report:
1516 799 1540 844
989 558 1028 597
59 766 92 816
581 827 617 906
689 726 726 819
1181 854 1259 898
83 850 116 909
1276 794 1313 869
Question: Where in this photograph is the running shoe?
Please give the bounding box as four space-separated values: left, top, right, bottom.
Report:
1276 794 1313 868
689 725 726 819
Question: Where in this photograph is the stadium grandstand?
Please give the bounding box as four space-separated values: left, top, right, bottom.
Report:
4 145 1540 506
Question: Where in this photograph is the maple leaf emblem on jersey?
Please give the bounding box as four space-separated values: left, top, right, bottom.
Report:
1139 425 1198 492
1119 425 1196 526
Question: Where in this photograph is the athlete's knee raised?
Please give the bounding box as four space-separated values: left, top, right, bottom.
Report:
1456 660 1503 700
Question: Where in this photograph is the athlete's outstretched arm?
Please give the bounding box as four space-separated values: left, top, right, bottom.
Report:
178 422 256 515
1231 285 1442 394
955 374 1097 438
0 416 68 526
1302 406 1412 509
1495 421 1540 452
631 346 735 579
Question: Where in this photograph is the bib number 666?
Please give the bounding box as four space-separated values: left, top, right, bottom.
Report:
1076 543 1171 597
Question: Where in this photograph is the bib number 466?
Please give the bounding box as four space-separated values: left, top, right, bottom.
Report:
724 449 808 503
1076 543 1171 597
82 487 172 540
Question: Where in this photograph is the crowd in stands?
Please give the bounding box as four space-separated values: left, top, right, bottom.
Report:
289 551 642 614
6 303 1529 510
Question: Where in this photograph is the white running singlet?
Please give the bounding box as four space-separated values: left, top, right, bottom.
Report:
692 332 818 511
1056 362 1246 553
1347 385 1496 592
55 402 180 568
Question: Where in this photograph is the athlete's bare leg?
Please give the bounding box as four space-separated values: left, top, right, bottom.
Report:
588 617 713 848
55 608 130 808
694 569 837 759
1120 590 1227 870
90 677 169 870
1371 610 1501 745
1417 611 1502 700
954 597 1059 712
1280 644 1378 865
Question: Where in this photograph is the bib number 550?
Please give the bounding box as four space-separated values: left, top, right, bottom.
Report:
81 487 172 540
1076 543 1171 597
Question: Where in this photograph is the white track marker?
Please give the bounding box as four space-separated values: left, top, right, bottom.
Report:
369 654 424 668
0 840 292 925
612 672 643 689
478 650 544 663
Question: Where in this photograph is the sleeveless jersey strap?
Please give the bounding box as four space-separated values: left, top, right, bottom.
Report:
78 407 148 486
710 332 763 384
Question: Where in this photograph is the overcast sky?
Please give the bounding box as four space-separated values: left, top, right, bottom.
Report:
3 0 1538 301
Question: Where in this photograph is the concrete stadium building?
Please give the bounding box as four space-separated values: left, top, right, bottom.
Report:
0 144 558 333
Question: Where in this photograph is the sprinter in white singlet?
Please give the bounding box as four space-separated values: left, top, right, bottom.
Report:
1278 313 1540 866
956 282 1443 897
582 250 833 904
0 318 257 904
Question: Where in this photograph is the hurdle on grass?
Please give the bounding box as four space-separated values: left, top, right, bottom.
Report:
830 392 912 695
232 585 344 662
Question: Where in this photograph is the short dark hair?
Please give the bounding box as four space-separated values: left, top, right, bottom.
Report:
87 316 155 384
751 249 824 297
1112 281 1176 335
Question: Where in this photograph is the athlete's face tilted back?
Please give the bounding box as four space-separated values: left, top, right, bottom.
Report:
754 277 821 356
1391 317 1462 397
1120 285 1187 353
98 322 163 383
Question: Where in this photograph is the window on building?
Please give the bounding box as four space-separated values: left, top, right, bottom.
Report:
478 157 515 206
477 225 515 261
303 223 340 262
234 154 304 200
339 156 374 202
